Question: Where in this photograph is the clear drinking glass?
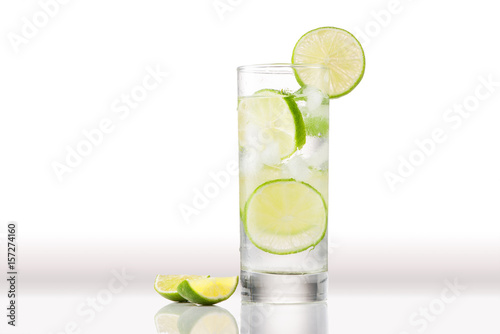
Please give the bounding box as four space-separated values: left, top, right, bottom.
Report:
238 64 329 303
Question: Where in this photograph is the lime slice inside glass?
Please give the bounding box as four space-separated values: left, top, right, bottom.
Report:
177 276 239 305
243 179 327 255
154 275 209 302
292 27 365 98
238 89 305 160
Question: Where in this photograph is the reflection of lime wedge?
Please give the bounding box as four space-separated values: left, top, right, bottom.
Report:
177 277 239 305
154 303 194 334
243 179 327 255
292 27 365 98
177 306 238 334
155 275 209 302
238 90 305 159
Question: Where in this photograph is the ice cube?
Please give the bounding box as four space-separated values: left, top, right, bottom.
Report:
240 148 263 176
303 86 326 112
300 136 322 157
286 154 311 182
243 123 263 149
260 142 281 166
305 141 329 170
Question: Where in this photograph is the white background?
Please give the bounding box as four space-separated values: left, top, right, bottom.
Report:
0 0 499 333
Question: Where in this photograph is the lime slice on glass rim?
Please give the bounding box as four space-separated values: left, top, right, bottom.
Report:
243 179 327 255
238 89 305 160
292 27 365 98
154 275 209 302
177 276 239 305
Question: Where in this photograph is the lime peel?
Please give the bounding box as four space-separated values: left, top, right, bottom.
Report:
177 276 239 305
154 275 209 302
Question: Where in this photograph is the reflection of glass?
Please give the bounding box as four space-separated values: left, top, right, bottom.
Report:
155 303 238 334
241 302 328 334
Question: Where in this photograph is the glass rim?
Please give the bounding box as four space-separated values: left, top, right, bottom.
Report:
237 63 328 73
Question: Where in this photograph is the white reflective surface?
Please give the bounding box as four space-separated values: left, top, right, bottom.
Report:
2 283 498 334
241 302 327 334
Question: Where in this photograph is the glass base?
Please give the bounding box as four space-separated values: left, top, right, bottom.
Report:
240 270 328 303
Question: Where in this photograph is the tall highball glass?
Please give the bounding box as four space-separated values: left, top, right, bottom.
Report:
238 64 329 303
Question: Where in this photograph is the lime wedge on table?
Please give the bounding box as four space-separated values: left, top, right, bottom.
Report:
243 179 327 255
154 275 208 302
238 89 305 160
292 27 365 98
177 306 238 334
177 276 239 305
